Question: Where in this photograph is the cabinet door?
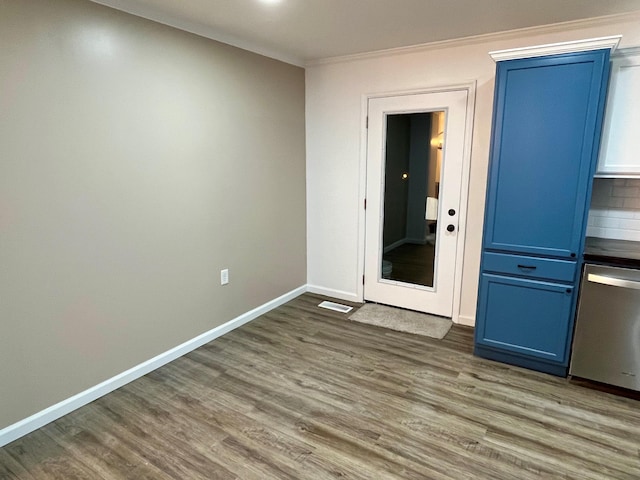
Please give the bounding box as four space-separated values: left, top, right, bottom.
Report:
483 51 610 258
475 273 575 363
596 50 640 176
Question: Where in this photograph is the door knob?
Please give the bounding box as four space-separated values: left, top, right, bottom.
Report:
448 209 456 216
447 224 455 232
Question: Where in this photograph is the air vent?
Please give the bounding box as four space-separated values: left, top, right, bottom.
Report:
318 301 353 313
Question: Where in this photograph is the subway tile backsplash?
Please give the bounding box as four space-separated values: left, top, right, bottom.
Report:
588 178 640 241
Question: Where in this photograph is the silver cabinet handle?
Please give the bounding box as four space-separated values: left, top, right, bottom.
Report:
587 273 640 290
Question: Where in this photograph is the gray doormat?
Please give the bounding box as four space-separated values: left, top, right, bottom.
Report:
349 303 452 339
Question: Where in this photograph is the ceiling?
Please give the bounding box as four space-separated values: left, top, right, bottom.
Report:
92 0 640 65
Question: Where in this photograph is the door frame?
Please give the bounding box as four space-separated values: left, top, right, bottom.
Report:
355 82 476 324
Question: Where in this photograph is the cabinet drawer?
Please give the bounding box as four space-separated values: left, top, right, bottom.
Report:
483 252 576 282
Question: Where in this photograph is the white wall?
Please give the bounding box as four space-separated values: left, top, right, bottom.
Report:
306 14 640 323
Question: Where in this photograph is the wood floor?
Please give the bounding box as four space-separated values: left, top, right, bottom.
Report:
1 293 639 479
383 242 435 287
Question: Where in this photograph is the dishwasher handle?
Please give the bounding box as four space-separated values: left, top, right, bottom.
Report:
587 273 640 290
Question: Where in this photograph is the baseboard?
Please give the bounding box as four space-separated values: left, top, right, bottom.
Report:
0 285 307 448
383 238 406 253
474 344 568 377
306 284 361 303
456 314 475 327
404 238 427 245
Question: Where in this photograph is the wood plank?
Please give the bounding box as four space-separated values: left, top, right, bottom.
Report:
1 292 639 479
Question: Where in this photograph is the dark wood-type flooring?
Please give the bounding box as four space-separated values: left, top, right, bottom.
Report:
1 293 639 479
384 243 435 287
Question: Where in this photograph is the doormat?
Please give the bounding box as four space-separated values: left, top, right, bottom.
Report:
349 303 452 339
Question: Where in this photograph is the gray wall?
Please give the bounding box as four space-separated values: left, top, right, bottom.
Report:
382 115 410 248
0 0 306 429
406 113 431 243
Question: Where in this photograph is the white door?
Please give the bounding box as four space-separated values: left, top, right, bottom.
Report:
364 89 468 317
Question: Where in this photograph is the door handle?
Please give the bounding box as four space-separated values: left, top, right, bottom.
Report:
587 273 640 290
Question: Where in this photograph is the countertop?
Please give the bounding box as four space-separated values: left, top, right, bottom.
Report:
584 237 640 268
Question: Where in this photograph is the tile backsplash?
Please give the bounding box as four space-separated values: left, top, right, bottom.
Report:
588 178 640 241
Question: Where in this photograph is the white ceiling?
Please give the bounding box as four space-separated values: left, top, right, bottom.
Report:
93 0 640 65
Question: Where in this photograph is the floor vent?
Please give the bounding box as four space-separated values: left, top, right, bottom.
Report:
318 301 353 313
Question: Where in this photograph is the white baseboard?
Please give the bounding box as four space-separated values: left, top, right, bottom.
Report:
306 284 361 303
0 285 307 448
456 314 475 327
404 238 427 245
383 238 407 253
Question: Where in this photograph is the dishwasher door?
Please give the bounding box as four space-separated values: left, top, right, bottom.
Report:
570 263 640 391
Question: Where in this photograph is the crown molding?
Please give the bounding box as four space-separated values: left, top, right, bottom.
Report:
306 11 640 67
489 35 622 62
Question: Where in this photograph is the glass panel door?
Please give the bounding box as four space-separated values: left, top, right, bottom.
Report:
381 111 445 288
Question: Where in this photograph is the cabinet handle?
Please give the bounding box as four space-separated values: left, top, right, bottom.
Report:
517 264 537 270
587 273 640 290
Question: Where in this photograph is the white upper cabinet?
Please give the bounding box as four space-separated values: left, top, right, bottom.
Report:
596 48 640 177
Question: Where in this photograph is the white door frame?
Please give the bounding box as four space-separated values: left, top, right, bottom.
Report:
355 82 476 324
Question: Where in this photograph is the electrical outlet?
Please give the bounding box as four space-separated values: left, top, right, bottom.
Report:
220 269 229 285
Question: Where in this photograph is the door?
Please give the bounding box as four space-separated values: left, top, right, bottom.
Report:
475 273 575 363
482 52 609 258
364 89 468 317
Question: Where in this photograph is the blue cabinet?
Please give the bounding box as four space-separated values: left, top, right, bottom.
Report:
475 49 611 376
483 53 609 258
476 274 575 365
482 252 577 283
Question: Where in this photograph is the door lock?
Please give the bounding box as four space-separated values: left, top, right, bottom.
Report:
446 224 455 232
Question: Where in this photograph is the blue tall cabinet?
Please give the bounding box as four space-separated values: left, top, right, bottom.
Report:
474 44 614 376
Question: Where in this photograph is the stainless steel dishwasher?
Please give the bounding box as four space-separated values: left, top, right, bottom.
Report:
570 263 640 391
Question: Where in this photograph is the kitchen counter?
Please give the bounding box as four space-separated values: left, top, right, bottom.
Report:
584 236 640 267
